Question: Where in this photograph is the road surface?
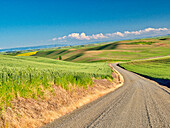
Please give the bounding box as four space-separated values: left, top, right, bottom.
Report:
43 64 170 128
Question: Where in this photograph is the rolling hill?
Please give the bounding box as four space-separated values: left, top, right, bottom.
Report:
34 37 170 63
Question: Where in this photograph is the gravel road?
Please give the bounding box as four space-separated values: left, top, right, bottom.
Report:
43 64 170 128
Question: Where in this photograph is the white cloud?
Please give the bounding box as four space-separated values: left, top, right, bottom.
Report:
106 32 124 37
144 27 168 32
68 33 80 39
52 38 57 41
159 28 168 30
67 33 90 40
123 28 169 36
58 36 67 40
115 32 124 37
79 33 91 40
91 33 108 39
51 27 169 42
124 30 141 35
144 28 156 32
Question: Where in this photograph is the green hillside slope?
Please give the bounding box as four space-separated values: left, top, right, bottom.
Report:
35 37 170 62
0 55 112 108
119 56 170 80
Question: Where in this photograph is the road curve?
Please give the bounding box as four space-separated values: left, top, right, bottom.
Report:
43 64 170 128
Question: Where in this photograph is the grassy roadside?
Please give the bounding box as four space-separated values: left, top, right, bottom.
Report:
0 55 112 112
0 55 118 128
119 56 170 80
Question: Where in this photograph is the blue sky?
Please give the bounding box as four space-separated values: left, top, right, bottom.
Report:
0 0 170 48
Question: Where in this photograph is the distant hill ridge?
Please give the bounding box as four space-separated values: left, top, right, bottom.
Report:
1 35 170 53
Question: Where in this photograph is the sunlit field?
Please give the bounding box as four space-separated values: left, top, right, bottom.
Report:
34 37 170 63
0 55 112 110
119 56 170 80
16 51 38 56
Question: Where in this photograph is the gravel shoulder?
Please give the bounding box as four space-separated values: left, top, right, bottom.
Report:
43 64 170 128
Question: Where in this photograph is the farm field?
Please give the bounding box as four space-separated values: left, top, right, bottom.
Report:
0 36 170 127
16 51 38 56
0 55 112 110
2 0 170 127
119 56 170 80
34 36 170 62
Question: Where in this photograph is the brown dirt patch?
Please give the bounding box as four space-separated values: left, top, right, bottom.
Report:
85 50 139 53
85 51 103 54
68 49 76 51
119 39 158 44
106 50 139 52
116 44 151 49
154 43 170 47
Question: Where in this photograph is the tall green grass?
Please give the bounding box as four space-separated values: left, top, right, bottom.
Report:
0 55 112 110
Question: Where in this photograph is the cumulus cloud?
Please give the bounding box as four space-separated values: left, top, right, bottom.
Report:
58 36 67 40
52 27 169 42
68 33 80 39
80 33 91 40
55 32 108 41
68 33 91 40
106 32 124 37
124 31 141 35
115 32 124 37
91 33 108 39
52 38 57 41
123 28 169 36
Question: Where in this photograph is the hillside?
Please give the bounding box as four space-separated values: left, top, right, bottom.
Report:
34 37 170 62
119 56 170 80
0 55 117 127
1 36 170 127
0 55 113 109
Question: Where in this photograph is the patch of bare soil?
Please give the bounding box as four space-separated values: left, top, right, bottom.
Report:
154 43 170 47
68 49 76 51
116 44 150 49
107 50 140 52
85 50 139 53
119 39 158 43
0 66 123 128
85 51 103 54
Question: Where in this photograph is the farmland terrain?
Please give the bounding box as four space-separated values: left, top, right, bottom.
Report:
0 36 170 128
119 56 170 87
0 55 120 127
35 36 170 63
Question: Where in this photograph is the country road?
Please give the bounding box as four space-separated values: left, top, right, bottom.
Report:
43 64 170 128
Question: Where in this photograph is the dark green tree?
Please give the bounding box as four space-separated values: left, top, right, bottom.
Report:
59 56 62 60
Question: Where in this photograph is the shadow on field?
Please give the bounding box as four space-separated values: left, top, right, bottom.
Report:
45 51 55 55
56 50 68 55
159 38 170 40
64 53 84 61
87 42 119 50
118 64 170 88
147 77 170 88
